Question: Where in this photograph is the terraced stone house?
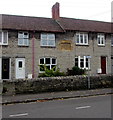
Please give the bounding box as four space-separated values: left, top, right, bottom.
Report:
0 2 113 80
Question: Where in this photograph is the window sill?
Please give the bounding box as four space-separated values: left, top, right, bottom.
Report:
75 44 89 46
39 71 45 74
80 68 90 70
40 46 56 48
86 68 91 71
0 44 8 46
98 45 105 47
18 45 29 47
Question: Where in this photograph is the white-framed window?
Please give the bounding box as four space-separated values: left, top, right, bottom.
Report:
40 33 55 47
97 34 105 46
18 32 29 46
0 31 8 45
111 35 113 46
75 33 88 45
39 57 57 72
75 56 91 69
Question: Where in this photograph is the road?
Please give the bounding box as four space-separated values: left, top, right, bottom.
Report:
2 95 112 118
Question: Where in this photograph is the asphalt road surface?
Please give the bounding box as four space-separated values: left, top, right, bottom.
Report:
2 95 112 118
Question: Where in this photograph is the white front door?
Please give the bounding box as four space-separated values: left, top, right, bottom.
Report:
16 58 25 79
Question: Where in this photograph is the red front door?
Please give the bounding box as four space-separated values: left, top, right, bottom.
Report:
101 57 106 74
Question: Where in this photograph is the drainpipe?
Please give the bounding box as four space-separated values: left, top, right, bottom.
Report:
32 31 35 78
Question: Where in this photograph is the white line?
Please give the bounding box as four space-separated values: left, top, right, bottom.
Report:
76 106 91 110
9 113 28 117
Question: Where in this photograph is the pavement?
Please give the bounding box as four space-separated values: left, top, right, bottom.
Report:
2 88 113 105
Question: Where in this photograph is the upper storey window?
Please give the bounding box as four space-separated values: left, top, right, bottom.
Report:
97 34 105 46
18 32 29 46
40 33 55 47
111 35 113 46
75 33 88 45
0 31 8 45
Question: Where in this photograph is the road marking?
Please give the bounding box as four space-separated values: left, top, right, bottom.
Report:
9 113 28 117
76 106 91 110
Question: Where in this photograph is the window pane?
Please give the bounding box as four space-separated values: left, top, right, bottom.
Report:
18 32 23 38
45 58 50 64
0 32 2 43
98 37 100 44
51 65 56 71
76 35 79 43
24 39 29 46
86 58 89 68
40 58 44 64
18 61 22 68
18 38 23 45
101 38 104 44
48 40 55 46
84 35 88 44
112 37 113 45
75 58 78 67
101 37 105 45
46 65 50 70
48 34 55 40
80 35 83 43
41 34 47 39
80 58 84 68
41 40 47 46
40 65 45 71
52 58 56 64
24 33 28 38
3 32 8 44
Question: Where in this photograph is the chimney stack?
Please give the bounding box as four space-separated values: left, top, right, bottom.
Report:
52 2 60 20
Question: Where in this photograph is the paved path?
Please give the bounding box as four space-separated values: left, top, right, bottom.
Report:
2 88 113 104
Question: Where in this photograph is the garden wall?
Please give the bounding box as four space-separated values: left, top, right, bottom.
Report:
3 74 113 95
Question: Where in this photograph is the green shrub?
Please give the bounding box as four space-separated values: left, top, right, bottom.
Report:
67 66 85 75
38 65 65 77
53 68 65 76
3 87 7 93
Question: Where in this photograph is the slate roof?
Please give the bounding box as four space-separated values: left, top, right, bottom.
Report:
59 17 112 33
1 14 64 32
1 14 112 33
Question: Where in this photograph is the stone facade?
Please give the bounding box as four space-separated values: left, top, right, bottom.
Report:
111 46 113 73
1 30 112 80
1 2 112 80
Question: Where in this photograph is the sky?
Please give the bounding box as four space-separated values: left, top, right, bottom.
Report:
0 0 113 22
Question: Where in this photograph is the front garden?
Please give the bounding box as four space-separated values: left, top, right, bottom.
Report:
38 65 86 77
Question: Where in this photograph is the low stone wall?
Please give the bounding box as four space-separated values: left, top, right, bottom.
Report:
3 75 113 95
